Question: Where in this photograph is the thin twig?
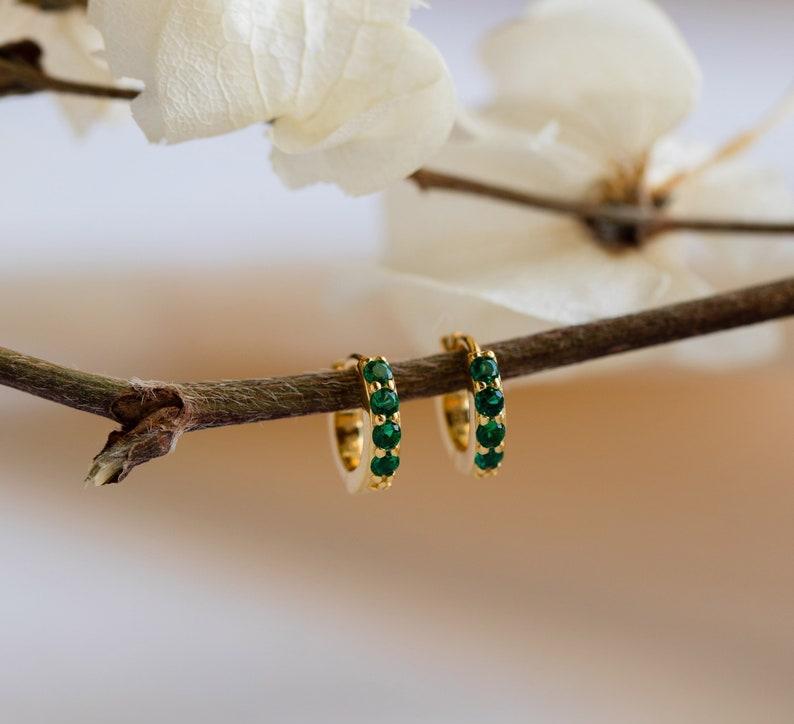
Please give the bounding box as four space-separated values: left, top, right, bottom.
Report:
17 0 88 10
410 169 794 239
3 277 794 484
31 73 139 100
0 57 138 100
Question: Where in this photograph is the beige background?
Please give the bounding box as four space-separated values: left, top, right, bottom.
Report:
2 270 794 722
2 1 794 722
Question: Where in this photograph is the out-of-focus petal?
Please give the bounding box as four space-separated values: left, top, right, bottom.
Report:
653 156 794 368
438 109 608 199
664 158 794 285
384 181 709 326
0 1 116 133
481 0 701 168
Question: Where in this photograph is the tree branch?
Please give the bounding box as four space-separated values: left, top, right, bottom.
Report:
410 169 794 240
3 277 794 485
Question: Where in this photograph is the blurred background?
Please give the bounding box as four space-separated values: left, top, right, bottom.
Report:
2 0 794 721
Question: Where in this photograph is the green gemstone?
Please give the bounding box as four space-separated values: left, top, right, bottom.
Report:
373 421 401 450
470 355 500 383
371 453 400 477
363 359 393 384
475 449 504 471
370 388 400 416
476 420 506 448
475 388 504 417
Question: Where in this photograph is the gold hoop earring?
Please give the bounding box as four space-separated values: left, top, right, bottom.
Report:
329 355 401 494
437 333 505 477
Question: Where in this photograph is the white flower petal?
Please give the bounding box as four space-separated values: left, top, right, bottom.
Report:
671 323 784 370
408 104 635 279
645 135 713 191
271 28 456 195
481 0 701 166
435 110 608 199
90 0 456 195
379 1 785 371
384 180 709 326
373 265 552 352
646 149 794 368
664 157 794 285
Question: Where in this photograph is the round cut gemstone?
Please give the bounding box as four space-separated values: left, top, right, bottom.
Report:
475 449 504 471
370 388 400 416
363 359 393 384
476 420 506 448
371 453 400 477
475 388 504 417
373 421 401 450
470 356 499 383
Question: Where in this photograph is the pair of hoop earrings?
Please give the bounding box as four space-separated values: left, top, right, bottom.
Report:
329 333 506 494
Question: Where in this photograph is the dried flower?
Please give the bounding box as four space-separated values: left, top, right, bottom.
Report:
382 0 794 366
89 0 457 196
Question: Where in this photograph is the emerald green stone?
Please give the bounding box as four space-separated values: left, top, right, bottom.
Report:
475 388 504 417
475 449 504 471
363 359 393 384
370 388 400 416
372 421 401 450
371 453 400 477
470 355 500 383
476 420 506 448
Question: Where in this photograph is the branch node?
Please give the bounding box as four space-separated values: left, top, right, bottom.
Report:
87 404 187 487
109 380 185 427
409 170 432 192
87 380 191 486
0 40 44 97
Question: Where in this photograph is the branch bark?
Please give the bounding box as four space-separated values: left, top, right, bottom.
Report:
3 277 794 484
